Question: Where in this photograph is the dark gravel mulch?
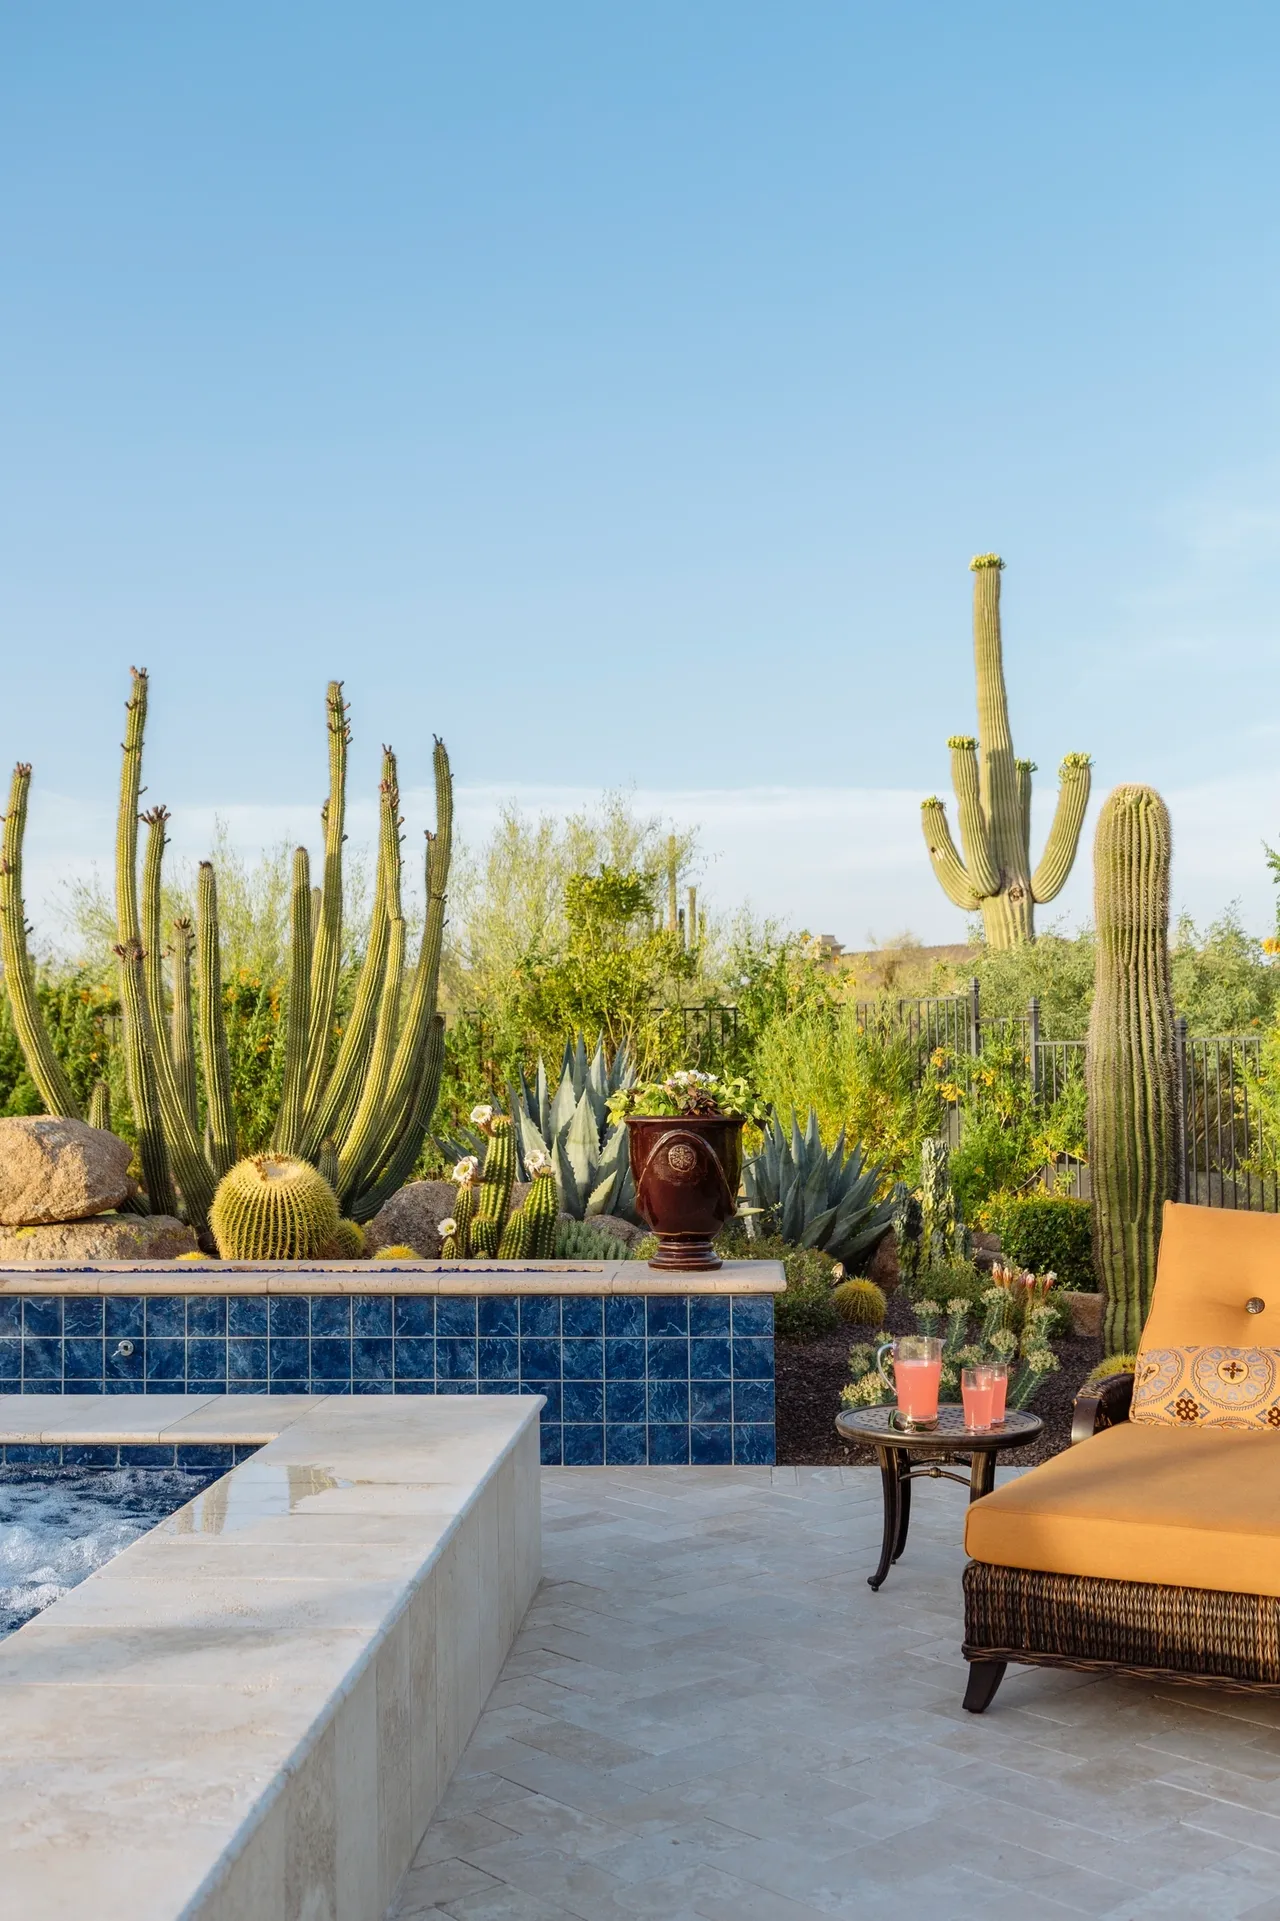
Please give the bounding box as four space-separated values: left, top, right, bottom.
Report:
775 1287 1103 1468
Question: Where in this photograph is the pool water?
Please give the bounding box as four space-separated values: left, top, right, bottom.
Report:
0 1466 221 1637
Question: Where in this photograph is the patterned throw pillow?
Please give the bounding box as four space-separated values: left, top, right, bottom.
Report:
1131 1346 1280 1429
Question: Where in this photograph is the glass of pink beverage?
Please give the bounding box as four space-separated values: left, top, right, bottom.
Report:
876 1336 943 1429
961 1366 996 1430
986 1361 1009 1424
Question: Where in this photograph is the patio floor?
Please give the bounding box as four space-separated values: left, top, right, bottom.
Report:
393 1466 1280 1920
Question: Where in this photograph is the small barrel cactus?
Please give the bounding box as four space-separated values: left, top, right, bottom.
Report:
373 1242 421 1260
321 1218 366 1259
210 1153 340 1261
832 1277 888 1327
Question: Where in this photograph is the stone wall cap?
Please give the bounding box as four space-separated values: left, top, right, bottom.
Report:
0 1257 786 1296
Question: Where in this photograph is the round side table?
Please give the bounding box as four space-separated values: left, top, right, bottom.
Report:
834 1404 1043 1590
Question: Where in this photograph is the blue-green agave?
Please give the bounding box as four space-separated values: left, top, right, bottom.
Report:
744 1109 895 1268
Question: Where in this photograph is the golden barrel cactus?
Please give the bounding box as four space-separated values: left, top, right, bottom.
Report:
210 1154 340 1261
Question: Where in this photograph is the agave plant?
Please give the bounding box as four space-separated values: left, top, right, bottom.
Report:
437 1034 639 1221
744 1109 895 1268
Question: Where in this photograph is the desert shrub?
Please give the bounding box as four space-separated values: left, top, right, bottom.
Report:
752 1003 941 1178
720 1233 841 1343
981 1194 1096 1292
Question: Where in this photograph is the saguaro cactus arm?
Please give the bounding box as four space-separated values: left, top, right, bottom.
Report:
303 681 349 1112
115 669 148 949
1031 753 1093 904
115 939 177 1216
170 918 198 1130
274 846 314 1156
197 862 238 1178
920 797 981 911
135 803 215 1226
0 764 81 1117
947 736 1001 896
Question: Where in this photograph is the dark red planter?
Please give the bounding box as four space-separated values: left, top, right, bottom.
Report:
626 1115 744 1271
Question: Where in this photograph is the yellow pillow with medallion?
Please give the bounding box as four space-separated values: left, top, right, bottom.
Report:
1131 1345 1280 1428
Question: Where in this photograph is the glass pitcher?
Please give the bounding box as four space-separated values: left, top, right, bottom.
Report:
876 1335 943 1430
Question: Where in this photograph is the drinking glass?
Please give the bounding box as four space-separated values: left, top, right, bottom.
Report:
876 1336 943 1429
961 1366 996 1430
985 1361 1009 1424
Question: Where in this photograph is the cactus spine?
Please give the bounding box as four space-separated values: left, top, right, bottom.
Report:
922 556 1092 947
88 1080 112 1133
210 1153 341 1260
471 1117 515 1256
1087 785 1177 1354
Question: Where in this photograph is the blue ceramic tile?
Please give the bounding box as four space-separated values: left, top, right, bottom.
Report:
310 1339 353 1384
648 1423 690 1465
436 1337 476 1381
62 1337 104 1380
647 1379 689 1425
437 1297 477 1338
434 1380 476 1395
562 1338 603 1381
689 1297 731 1336
734 1379 774 1424
478 1298 517 1337
272 1377 311 1395
23 1297 61 1336
389 1377 430 1394
478 1336 518 1382
63 1378 103 1394
354 1295 392 1337
520 1337 560 1379
690 1380 732 1424
185 1297 226 1337
647 1295 689 1338
20 1379 63 1395
175 1443 235 1469
691 1424 734 1465
5 1443 61 1464
311 1297 352 1337
562 1380 604 1424
102 1378 141 1394
269 1337 310 1382
395 1336 435 1381
64 1443 119 1468
63 1297 104 1337
145 1297 185 1338
605 1423 647 1465
268 1297 308 1338
0 1336 21 1374
563 1424 605 1466
689 1337 732 1381
394 1296 433 1337
606 1380 646 1424
0 1297 20 1335
228 1296 268 1336
539 1424 563 1466
120 1444 177 1466
23 1337 62 1379
145 1340 185 1384
228 1338 267 1381
520 1296 560 1337
353 1337 394 1382
562 1297 603 1338
604 1296 644 1337
105 1297 145 1337
604 1338 645 1379
732 1338 774 1380
232 1444 263 1462
186 1338 227 1384
227 1378 268 1395
523 1380 561 1422
732 1296 774 1335
646 1337 689 1380
733 1423 775 1465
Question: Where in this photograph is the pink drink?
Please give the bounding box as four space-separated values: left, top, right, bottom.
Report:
895 1357 942 1423
988 1368 1008 1423
961 1372 996 1429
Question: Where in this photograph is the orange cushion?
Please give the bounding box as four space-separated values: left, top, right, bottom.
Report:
1143 1202 1280 1349
965 1421 1280 1595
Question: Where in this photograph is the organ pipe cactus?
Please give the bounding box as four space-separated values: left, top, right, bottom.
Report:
921 556 1092 947
1086 785 1177 1354
0 671 453 1235
470 1113 516 1257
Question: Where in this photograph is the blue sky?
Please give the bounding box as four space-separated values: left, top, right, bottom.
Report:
4 3 1280 943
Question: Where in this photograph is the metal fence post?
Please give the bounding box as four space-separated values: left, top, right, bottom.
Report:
1028 996 1041 1098
1174 1015 1189 1204
969 978 981 1056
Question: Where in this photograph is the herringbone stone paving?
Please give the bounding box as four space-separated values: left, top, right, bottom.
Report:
393 1466 1280 1920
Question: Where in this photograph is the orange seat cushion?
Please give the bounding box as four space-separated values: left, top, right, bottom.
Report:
1142 1202 1280 1350
965 1421 1280 1596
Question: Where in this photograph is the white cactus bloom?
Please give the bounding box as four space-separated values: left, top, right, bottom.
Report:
452 1155 479 1183
469 1104 495 1127
438 1218 457 1238
526 1148 552 1175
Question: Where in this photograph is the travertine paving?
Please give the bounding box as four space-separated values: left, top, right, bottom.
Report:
395 1466 1280 1920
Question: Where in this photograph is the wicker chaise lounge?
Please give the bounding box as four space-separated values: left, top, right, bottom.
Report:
963 1201 1280 1712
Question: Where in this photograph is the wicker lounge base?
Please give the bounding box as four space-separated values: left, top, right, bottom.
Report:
962 1559 1280 1711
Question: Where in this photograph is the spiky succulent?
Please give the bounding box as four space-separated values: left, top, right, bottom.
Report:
744 1110 895 1270
210 1154 340 1261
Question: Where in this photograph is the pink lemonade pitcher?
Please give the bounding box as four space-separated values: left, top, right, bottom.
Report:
877 1336 943 1430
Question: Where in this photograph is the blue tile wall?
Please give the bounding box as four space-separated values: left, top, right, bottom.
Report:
0 1442 261 1468
0 1293 775 1465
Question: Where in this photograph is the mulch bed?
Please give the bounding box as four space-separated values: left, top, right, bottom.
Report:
775 1284 1102 1468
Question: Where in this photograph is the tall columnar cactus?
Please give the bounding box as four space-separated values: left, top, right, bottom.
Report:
471 1114 516 1256
0 672 453 1236
1087 785 1176 1354
921 556 1092 947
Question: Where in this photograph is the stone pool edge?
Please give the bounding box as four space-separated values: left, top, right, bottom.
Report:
0 1393 542 1921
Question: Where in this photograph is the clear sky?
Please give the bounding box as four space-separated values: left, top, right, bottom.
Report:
4 3 1280 944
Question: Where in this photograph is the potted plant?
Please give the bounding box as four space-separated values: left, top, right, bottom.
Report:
608 1071 767 1271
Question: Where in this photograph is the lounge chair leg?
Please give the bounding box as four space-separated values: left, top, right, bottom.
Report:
962 1659 1007 1713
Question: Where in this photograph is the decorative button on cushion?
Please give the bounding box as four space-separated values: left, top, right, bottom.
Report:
1131 1345 1280 1428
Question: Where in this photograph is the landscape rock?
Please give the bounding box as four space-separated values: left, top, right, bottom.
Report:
0 1214 198 1264
1061 1288 1103 1338
581 1212 648 1251
972 1229 1003 1273
865 1229 900 1292
0 1116 133 1226
364 1180 536 1258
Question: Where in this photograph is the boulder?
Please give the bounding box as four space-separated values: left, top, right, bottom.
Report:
580 1212 648 1252
365 1180 514 1259
865 1229 900 1293
0 1116 133 1226
1061 1289 1103 1338
0 1214 197 1264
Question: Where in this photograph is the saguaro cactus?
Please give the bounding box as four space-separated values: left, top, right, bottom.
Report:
922 556 1092 947
1087 785 1177 1354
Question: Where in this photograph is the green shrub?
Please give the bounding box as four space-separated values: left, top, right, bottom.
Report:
982 1194 1096 1292
723 1235 841 1343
